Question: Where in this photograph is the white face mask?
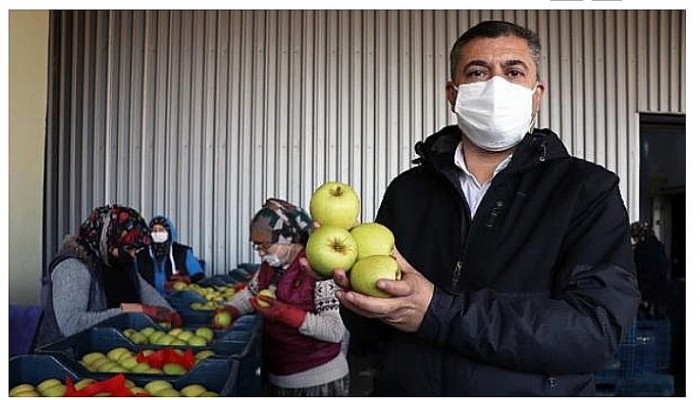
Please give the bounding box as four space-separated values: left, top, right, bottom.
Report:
454 76 536 151
261 245 291 268
151 231 169 244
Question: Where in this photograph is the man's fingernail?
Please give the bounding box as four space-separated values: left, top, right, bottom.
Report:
335 291 344 300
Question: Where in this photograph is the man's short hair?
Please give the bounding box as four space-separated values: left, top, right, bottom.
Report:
449 20 542 80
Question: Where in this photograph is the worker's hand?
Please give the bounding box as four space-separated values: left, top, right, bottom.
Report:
250 296 306 329
334 248 434 333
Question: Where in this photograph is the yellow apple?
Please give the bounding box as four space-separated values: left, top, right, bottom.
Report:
180 384 208 397
350 222 395 259
9 384 36 397
350 255 401 298
309 181 361 229
306 225 359 277
256 288 276 307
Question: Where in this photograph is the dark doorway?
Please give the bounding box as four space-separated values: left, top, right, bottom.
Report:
638 112 685 396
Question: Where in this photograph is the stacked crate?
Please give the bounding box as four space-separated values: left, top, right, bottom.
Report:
594 318 674 396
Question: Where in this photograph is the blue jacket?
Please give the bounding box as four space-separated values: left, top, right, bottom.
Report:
341 126 640 396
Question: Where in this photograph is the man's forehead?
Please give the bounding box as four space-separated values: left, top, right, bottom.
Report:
460 35 534 65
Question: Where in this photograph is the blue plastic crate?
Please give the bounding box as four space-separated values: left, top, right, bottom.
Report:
636 319 672 372
237 263 261 275
88 312 260 347
9 354 80 388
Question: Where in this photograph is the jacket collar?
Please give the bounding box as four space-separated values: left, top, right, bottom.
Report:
414 125 570 175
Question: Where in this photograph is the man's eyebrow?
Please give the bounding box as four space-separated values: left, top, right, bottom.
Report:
502 59 529 69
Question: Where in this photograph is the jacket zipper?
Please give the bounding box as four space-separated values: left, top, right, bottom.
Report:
451 260 463 292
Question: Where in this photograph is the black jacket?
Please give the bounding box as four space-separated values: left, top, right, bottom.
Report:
342 126 640 396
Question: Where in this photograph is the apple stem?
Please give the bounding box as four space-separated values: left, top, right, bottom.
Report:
331 186 343 196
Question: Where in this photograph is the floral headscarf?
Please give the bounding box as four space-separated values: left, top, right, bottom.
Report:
77 205 151 267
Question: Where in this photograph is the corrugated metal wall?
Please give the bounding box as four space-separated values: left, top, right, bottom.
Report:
44 9 686 274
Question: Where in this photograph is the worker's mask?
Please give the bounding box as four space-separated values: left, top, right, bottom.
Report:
262 245 292 268
454 76 536 151
151 231 169 244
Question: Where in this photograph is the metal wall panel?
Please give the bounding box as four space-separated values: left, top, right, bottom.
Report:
44 10 686 275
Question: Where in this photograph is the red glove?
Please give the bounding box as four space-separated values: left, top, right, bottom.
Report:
141 305 183 328
232 282 248 292
249 295 306 329
211 305 239 329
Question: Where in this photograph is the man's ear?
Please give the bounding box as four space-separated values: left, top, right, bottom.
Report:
445 81 457 112
533 81 546 114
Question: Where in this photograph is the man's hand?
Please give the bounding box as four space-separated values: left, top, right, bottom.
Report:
333 248 434 333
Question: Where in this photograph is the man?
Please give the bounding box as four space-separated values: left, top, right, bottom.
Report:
334 20 640 396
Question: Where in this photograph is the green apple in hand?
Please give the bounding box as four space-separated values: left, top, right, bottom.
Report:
306 225 359 277
350 222 395 259
309 181 360 229
350 255 402 298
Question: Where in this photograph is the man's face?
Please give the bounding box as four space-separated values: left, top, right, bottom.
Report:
446 35 545 115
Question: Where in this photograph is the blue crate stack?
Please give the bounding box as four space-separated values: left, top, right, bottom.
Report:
594 318 674 396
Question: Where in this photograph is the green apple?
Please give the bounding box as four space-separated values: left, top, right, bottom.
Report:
148 331 166 343
129 331 148 344
176 330 195 342
256 288 276 307
172 280 188 291
187 335 208 347
9 384 36 397
144 380 173 395
73 379 96 391
130 362 151 373
145 367 163 374
89 357 111 371
119 355 139 370
154 334 176 346
139 326 156 337
40 384 66 397
81 352 106 365
122 328 137 338
195 327 215 342
168 328 183 337
97 360 125 373
10 388 41 397
154 388 182 397
309 181 361 229
162 362 187 375
107 347 131 361
180 384 208 397
212 310 233 329
195 350 216 360
350 255 401 298
36 378 62 393
350 222 395 259
306 225 358 277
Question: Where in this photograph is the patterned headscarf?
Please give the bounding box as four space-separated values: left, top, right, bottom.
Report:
631 221 654 243
77 205 151 267
149 215 175 261
250 198 312 245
